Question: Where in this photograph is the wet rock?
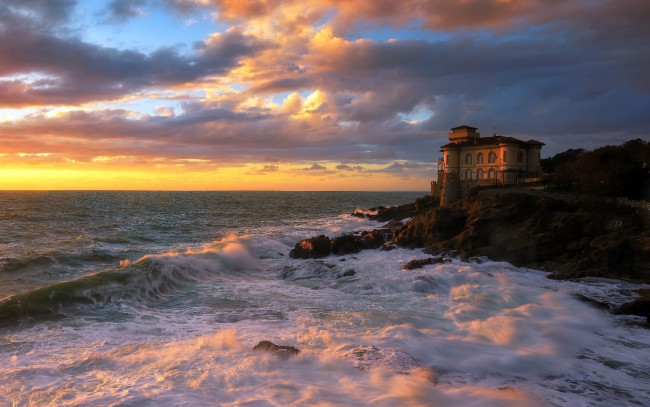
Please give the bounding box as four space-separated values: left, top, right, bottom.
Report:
331 234 362 255
359 229 391 249
381 245 397 252
253 340 300 358
616 288 650 323
402 257 445 270
290 235 332 259
343 345 438 382
336 269 356 279
394 189 650 283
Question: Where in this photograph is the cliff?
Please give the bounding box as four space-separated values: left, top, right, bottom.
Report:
394 189 650 282
289 188 650 321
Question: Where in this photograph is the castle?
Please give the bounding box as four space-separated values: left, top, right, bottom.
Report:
431 125 544 205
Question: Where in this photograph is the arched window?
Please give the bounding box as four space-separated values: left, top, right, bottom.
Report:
477 169 483 179
466 169 472 180
465 153 472 164
488 169 496 179
477 153 484 164
488 152 497 163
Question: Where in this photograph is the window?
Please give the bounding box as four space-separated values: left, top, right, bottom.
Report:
465 153 472 164
477 153 484 164
466 169 472 179
503 151 508 163
488 152 496 163
477 169 483 179
445 154 448 164
517 151 523 163
488 169 496 179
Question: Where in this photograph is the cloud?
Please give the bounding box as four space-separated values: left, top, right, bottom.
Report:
1 0 649 174
336 164 363 171
303 163 327 171
0 5 271 107
101 0 148 23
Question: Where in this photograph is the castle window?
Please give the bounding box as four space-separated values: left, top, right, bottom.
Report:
477 153 484 164
477 169 483 179
488 169 496 179
466 169 472 179
518 151 523 163
465 153 472 164
503 151 508 163
488 152 496 163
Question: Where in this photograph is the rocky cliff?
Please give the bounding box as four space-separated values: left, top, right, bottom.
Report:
290 188 650 321
393 189 650 283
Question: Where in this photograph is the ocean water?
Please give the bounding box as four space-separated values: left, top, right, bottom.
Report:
0 191 648 407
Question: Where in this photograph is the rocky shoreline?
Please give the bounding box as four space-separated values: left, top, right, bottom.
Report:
290 188 650 322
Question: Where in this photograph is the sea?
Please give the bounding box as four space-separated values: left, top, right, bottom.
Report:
0 191 648 407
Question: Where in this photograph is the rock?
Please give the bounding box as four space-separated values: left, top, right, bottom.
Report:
253 340 300 358
331 234 362 255
394 189 650 283
359 229 391 249
381 245 397 252
367 203 418 222
616 288 650 323
290 235 332 259
402 257 445 270
343 345 438 382
336 269 356 279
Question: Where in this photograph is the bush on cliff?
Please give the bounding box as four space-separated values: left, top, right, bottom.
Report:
543 139 650 200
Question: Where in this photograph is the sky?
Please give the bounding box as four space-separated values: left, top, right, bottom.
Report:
0 0 648 191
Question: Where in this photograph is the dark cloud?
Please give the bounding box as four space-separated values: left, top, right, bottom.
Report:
0 4 271 107
101 0 148 23
303 163 327 171
2 0 649 170
336 164 363 171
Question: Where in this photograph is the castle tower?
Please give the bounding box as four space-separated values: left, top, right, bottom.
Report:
447 125 480 143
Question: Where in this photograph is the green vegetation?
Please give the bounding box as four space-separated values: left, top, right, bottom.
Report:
541 139 650 200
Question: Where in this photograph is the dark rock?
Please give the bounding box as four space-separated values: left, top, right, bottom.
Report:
381 245 397 252
351 210 367 218
343 345 438 382
359 229 391 249
394 189 650 283
616 288 650 323
253 340 301 358
368 203 418 222
290 235 332 259
382 219 404 229
331 234 362 255
402 257 445 270
336 269 356 279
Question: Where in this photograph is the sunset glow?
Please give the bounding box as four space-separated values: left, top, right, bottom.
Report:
1 0 648 190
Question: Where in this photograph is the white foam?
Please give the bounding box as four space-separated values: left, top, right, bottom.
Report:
2 236 649 407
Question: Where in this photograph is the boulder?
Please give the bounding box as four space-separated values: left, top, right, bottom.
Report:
616 288 650 323
331 234 362 255
290 235 332 259
343 345 438 382
253 340 300 358
336 269 356 279
402 257 446 270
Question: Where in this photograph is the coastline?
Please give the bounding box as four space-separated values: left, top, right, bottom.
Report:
290 188 650 322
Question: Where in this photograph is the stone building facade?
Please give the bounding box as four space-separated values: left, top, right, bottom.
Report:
431 125 544 205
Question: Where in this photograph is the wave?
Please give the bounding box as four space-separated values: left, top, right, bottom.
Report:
0 241 259 328
0 249 121 274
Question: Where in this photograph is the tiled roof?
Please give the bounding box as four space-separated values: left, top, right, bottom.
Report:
450 125 478 131
441 135 544 149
